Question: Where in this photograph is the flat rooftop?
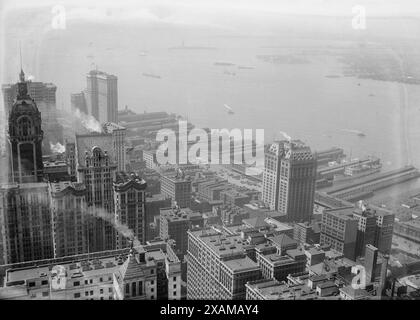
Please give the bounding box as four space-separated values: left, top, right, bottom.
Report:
222 256 259 273
6 250 161 285
189 229 251 258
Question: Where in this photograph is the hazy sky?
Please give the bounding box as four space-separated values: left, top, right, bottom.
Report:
2 0 420 23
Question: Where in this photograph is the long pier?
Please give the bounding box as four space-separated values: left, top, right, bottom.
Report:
323 166 420 202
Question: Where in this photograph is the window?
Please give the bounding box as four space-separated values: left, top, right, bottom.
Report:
85 280 88 285
173 291 177 296
41 280 48 286
132 282 137 297
125 283 130 295
173 277 177 282
28 282 36 287
42 292 49 297
73 281 80 287
90 291 94 295
100 277 103 282
74 293 81 298
89 279 93 284
85 292 89 297
151 288 154 293
173 284 177 289
109 288 112 293
100 289 103 294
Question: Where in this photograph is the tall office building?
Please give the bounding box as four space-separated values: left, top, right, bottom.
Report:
48 181 88 258
354 204 394 256
102 122 126 172
364 244 378 283
160 170 192 208
262 143 281 210
262 140 317 222
3 78 63 150
75 134 118 253
187 229 262 300
7 70 44 183
374 208 394 255
353 208 377 258
160 207 204 256
70 92 87 114
113 172 147 249
0 183 54 264
320 208 358 261
86 70 118 123
71 70 118 124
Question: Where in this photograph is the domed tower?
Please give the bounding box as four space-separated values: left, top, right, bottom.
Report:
8 69 44 183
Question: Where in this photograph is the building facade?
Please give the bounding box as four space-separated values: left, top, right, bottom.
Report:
113 172 147 248
0 183 53 264
7 70 44 183
262 140 317 222
320 208 358 261
160 172 192 208
48 181 88 258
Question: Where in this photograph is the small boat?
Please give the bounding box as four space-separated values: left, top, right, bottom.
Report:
358 132 366 137
224 104 234 115
142 73 161 79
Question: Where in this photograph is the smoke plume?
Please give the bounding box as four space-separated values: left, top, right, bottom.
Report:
279 131 292 141
50 142 65 153
74 109 102 133
88 206 142 248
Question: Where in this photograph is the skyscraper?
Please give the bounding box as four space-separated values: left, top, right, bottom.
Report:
364 244 378 283
75 134 118 252
320 208 358 261
85 70 118 124
160 207 204 257
187 229 262 300
262 140 317 222
102 122 126 172
353 208 377 258
3 78 63 151
113 172 147 248
48 181 88 258
7 70 44 183
160 170 192 209
374 207 394 255
0 183 54 264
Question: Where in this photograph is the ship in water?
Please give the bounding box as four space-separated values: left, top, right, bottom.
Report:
340 129 366 137
224 104 234 115
142 73 161 79
214 62 236 66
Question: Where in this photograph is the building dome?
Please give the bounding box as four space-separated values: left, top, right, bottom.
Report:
9 69 40 120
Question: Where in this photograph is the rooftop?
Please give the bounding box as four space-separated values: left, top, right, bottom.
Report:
49 181 86 195
222 256 260 273
75 133 116 166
